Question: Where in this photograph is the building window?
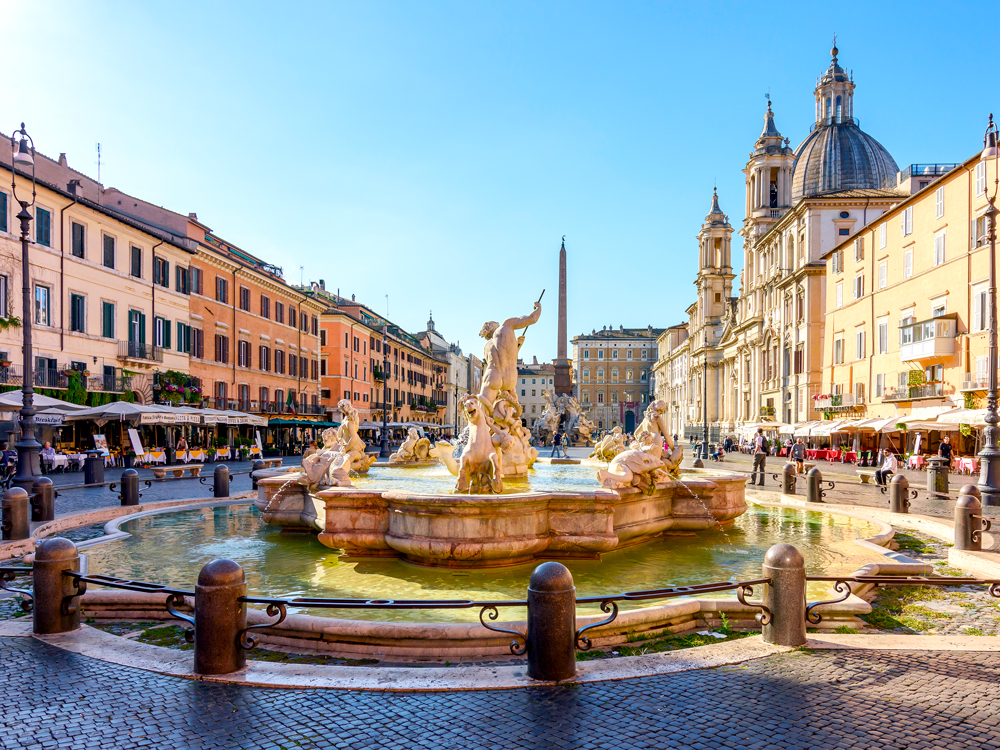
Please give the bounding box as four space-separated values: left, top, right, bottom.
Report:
275 349 285 374
260 295 270 319
131 246 145 278
239 286 250 312
976 161 987 196
238 340 251 368
854 238 864 262
214 334 229 364
903 250 913 279
259 345 271 372
289 353 298 377
103 235 116 270
70 294 85 333
35 208 51 246
934 232 946 266
974 284 989 331
878 319 889 354
216 277 228 303
901 207 913 236
597 367 604 383
154 316 172 348
831 250 842 273
853 275 863 300
935 187 944 218
176 321 191 353
855 331 865 360
835 283 843 308
176 266 190 294
275 302 284 324
153 256 170 288
612 350 618 359
101 301 115 338
611 367 619 383
641 349 648 360
34 285 50 326
875 373 884 398
597 390 604 404
833 337 844 365
0 191 6 233
878 262 887 290
598 350 604 360
838 228 849 236
71 222 85 258
583 350 590 360
288 306 296 329
190 267 203 295
582 368 590 383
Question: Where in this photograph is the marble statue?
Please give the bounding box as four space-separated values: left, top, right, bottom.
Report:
597 431 669 494
429 439 459 475
590 426 627 461
298 427 352 490
389 428 432 464
633 399 683 472
336 400 377 473
573 412 596 445
456 394 505 494
478 301 542 406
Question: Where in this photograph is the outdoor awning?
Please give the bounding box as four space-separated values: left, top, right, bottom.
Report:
812 420 849 437
906 421 960 432
358 421 383 430
937 408 988 427
792 420 822 437
836 418 877 431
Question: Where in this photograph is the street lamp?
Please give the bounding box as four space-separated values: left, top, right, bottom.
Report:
379 323 390 459
978 114 1000 506
9 124 41 491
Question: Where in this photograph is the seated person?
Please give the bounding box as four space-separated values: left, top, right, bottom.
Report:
176 436 189 453
40 441 57 471
712 444 725 461
875 449 897 486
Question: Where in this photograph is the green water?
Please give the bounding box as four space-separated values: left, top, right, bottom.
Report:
81 501 884 622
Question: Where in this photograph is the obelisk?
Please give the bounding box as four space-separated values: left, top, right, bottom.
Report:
553 237 572 395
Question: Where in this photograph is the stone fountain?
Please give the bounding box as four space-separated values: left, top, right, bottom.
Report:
257 302 748 567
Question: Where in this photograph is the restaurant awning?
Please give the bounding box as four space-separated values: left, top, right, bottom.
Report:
811 420 850 437
937 408 988 427
792 420 822 437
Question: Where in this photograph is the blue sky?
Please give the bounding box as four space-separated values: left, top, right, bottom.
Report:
2 0 988 362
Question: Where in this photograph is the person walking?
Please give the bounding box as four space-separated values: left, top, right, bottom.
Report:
791 437 806 474
751 428 767 486
875 449 897 486
550 431 563 458
938 435 953 469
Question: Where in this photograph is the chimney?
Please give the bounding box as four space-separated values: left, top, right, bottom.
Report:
319 279 325 290
188 212 198 220
58 153 68 168
67 179 82 198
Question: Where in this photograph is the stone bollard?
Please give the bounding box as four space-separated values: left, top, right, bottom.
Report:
194 558 247 675
1 487 30 541
30 476 55 523
214 464 230 498
962 484 982 503
782 463 797 495
120 469 139 506
526 561 576 682
955 490 990 551
805 467 822 503
251 459 264 490
32 537 82 635
927 455 949 498
889 474 911 514
761 543 807 647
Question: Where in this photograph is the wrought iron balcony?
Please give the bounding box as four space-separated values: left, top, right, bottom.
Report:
87 374 129 393
883 383 944 402
118 341 163 363
961 373 989 392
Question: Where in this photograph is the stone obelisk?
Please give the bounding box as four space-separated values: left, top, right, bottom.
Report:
554 237 572 396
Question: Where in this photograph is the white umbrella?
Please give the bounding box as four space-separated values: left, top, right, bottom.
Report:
0 391 89 413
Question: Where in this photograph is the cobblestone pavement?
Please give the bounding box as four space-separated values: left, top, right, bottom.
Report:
3 636 1000 749
45 459 299 517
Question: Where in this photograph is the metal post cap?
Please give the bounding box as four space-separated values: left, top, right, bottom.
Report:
122 469 138 477
528 561 575 593
31 477 53 488
806 467 821 477
890 474 907 484
34 537 78 561
957 494 983 510
197 558 245 587
4 487 28 500
762 543 805 569
962 484 983 500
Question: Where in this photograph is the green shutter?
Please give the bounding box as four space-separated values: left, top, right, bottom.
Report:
0 192 7 233
163 319 171 349
103 302 113 338
139 313 146 344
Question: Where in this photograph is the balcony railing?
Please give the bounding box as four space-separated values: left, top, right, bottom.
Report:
0 364 23 387
883 383 945 402
88 374 129 393
118 341 163 362
962 373 989 392
34 369 68 389
899 164 959 181
813 393 865 411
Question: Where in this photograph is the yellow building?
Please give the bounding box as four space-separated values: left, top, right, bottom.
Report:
820 152 985 437
0 145 194 406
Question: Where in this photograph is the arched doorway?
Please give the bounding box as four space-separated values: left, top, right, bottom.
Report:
624 410 636 434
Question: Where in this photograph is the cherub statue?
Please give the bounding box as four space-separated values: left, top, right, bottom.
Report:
597 430 669 494
336 399 376 473
590 425 627 461
389 427 431 464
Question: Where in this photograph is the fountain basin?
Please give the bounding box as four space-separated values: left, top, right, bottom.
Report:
313 471 748 568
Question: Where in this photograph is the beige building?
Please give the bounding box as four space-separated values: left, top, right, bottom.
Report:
820 152 981 429
516 358 554 430
652 323 689 438
0 145 195 408
572 326 663 432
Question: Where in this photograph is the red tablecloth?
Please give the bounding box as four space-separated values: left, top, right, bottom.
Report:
842 451 858 463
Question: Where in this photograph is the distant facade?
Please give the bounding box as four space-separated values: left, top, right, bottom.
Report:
572 326 663 432
516 358 555 430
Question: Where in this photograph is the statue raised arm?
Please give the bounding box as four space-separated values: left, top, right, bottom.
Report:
478 301 542 406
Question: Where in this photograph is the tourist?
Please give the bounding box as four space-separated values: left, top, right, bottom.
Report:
791 437 805 474
938 435 953 469
875 449 897 486
0 442 14 468
751 428 767 486
176 436 189 453
40 441 56 473
550 431 564 458
784 437 793 457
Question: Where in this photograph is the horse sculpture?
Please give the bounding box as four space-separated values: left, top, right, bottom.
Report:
456 395 505 494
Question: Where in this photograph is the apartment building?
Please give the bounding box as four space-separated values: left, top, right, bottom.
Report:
572 325 663 432
516 358 554 430
652 324 689 437
0 146 195 407
820 154 980 426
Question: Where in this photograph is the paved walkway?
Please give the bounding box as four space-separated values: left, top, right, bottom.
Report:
2 636 998 749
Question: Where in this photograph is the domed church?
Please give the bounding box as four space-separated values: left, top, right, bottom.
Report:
696 42 914 438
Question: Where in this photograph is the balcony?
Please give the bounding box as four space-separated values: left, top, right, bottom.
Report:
883 383 945 402
35 369 68 389
813 393 865 412
299 404 325 416
119 341 163 363
962 373 989 392
898 164 959 181
88 374 130 393
899 316 956 363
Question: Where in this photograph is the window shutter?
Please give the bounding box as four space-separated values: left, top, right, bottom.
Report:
164 320 171 349
139 313 146 344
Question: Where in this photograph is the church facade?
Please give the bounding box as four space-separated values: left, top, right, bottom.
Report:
659 44 920 439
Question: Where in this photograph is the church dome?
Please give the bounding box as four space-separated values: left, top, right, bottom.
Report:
790 43 899 202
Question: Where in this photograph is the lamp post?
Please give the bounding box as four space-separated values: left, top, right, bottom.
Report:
379 323 390 458
10 124 41 491
978 113 1000 506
